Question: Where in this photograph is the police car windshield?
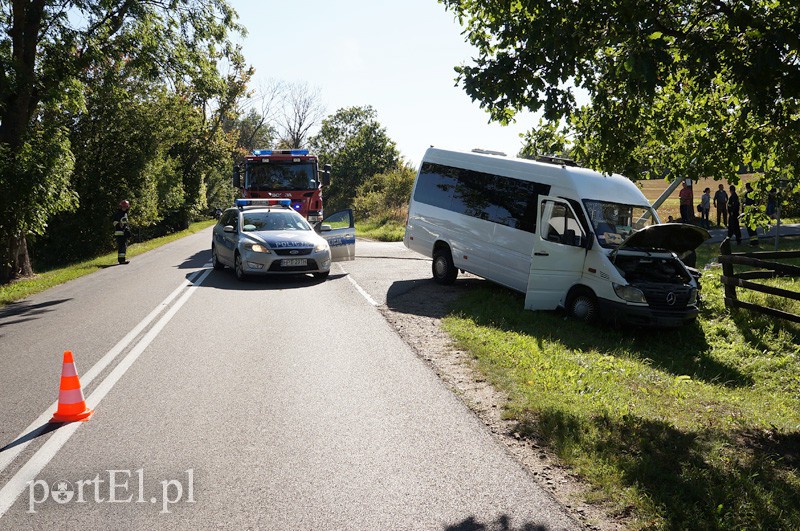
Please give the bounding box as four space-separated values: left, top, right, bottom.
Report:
245 162 317 191
583 200 658 248
241 211 311 232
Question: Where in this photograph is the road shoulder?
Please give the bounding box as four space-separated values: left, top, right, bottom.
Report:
381 279 627 531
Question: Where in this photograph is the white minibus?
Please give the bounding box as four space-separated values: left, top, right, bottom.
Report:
403 148 708 327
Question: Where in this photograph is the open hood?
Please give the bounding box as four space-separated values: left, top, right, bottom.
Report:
615 223 710 254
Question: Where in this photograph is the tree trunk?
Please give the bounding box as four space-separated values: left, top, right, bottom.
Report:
1 233 34 284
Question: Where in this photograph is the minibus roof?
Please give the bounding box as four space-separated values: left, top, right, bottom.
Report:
422 147 651 207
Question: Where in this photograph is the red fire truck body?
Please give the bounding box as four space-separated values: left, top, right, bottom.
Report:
233 149 330 222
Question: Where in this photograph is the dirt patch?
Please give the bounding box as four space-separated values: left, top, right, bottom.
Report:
380 277 627 531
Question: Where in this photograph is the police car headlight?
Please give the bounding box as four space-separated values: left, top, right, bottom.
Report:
314 242 328 253
613 283 647 303
244 243 271 254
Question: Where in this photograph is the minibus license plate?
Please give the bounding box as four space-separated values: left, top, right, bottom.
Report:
282 258 307 267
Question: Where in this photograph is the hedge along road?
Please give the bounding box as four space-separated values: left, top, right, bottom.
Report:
0 228 579 529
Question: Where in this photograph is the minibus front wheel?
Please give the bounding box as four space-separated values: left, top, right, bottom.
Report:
567 288 598 323
432 246 458 285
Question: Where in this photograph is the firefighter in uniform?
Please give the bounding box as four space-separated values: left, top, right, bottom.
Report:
113 200 131 264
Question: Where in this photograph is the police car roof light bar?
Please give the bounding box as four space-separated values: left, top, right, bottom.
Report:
235 198 292 209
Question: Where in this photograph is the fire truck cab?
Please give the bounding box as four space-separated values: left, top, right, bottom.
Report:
233 149 331 223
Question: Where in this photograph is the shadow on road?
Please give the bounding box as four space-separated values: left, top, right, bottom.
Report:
0 422 64 454
445 515 550 531
386 278 484 318
179 249 212 270
0 299 72 328
189 267 348 292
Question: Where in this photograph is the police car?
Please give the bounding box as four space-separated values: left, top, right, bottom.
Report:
211 199 355 280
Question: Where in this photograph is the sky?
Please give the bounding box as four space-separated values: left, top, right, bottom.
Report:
228 0 540 164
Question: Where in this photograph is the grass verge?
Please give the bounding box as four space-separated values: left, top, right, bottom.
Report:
355 218 405 241
0 220 216 307
442 237 800 529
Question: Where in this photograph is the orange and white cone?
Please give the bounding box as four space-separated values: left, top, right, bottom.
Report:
50 350 93 423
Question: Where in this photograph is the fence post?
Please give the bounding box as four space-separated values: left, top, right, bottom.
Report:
720 237 737 309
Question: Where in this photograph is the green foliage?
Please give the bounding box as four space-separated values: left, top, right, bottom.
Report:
441 0 800 193
352 165 415 221
0 122 77 239
518 119 573 160
1 0 248 275
309 105 400 211
228 107 277 161
0 119 77 276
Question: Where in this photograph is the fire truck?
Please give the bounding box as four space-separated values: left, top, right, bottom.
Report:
233 149 331 222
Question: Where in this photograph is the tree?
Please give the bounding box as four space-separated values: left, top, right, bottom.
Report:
278 81 325 149
226 79 284 160
309 106 400 211
518 119 573 161
441 0 800 196
0 0 245 282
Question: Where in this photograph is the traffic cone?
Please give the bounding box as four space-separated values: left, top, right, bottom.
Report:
50 350 93 423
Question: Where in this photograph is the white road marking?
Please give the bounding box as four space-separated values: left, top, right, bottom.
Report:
0 267 212 518
0 269 204 476
337 263 379 306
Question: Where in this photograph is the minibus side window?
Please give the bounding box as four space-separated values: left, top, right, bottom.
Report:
414 162 550 234
540 200 586 247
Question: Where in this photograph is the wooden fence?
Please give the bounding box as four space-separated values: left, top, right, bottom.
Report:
718 238 800 323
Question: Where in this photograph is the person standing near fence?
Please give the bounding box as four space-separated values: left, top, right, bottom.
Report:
727 186 742 245
679 181 693 223
700 187 711 228
713 183 728 227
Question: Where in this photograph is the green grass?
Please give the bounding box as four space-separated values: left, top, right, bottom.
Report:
355 218 406 241
0 220 216 307
442 237 800 529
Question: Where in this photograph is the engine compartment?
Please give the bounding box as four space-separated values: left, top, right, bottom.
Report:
613 254 692 285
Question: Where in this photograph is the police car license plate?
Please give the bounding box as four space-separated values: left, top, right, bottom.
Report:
281 258 307 267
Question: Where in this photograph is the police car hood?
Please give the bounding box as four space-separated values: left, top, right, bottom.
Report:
615 223 710 254
242 230 318 249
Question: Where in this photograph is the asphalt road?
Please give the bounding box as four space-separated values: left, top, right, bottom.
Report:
0 229 578 530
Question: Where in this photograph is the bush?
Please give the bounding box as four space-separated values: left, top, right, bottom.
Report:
352 164 415 222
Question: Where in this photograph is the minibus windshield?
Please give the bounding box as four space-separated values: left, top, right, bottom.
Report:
583 200 658 248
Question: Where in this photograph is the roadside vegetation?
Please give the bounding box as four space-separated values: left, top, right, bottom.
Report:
442 237 800 529
353 165 414 241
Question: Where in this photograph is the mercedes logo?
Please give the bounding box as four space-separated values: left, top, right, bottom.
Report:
666 292 676 305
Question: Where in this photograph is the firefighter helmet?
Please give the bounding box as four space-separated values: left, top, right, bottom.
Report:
119 200 130 209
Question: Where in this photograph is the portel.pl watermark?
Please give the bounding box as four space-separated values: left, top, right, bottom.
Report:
27 469 195 514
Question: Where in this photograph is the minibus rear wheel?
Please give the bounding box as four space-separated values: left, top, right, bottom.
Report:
432 247 458 285
568 290 597 323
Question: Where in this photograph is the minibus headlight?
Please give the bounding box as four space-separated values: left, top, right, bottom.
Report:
613 283 647 303
688 288 698 305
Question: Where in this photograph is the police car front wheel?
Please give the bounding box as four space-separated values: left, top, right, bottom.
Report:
234 253 247 281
